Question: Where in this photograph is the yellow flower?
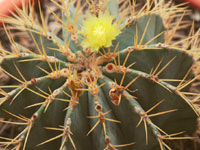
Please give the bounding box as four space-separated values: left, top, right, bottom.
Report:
80 12 121 51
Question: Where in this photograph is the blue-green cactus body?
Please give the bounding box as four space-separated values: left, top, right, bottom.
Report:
0 0 198 150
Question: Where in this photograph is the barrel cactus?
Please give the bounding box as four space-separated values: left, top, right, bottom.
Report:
0 0 199 149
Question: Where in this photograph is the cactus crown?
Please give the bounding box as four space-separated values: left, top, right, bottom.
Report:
0 0 199 150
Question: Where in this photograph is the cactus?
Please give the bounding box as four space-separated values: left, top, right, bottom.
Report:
0 0 199 150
